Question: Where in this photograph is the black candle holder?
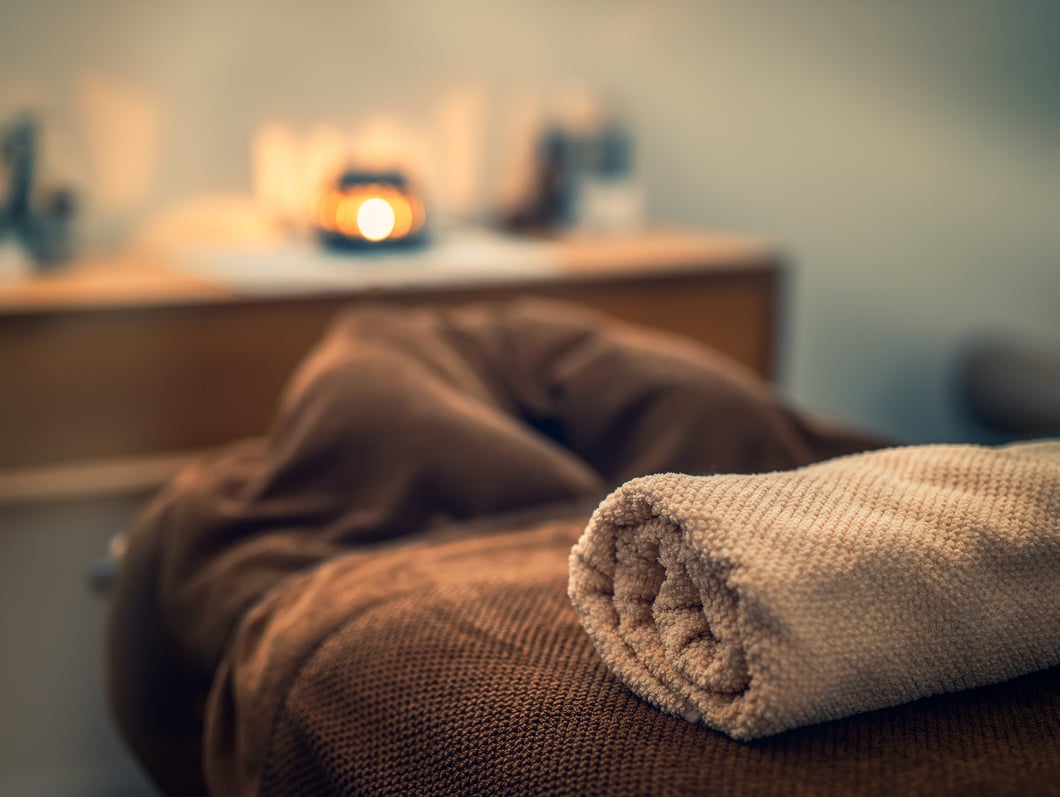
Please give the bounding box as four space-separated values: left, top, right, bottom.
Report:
314 169 428 252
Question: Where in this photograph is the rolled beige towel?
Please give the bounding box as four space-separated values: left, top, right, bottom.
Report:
568 442 1060 739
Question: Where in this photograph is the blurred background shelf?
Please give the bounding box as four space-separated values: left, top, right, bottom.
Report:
0 227 782 490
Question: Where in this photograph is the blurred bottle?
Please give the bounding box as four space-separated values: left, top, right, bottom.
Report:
505 117 643 234
572 120 643 233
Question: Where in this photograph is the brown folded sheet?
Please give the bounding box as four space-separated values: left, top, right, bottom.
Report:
209 516 1059 796
108 299 894 795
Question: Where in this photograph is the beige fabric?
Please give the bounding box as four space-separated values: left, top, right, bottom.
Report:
569 441 1060 740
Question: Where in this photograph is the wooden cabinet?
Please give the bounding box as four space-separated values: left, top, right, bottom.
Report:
0 229 783 482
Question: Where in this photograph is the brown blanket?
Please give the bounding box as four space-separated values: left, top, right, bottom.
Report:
107 300 1057 795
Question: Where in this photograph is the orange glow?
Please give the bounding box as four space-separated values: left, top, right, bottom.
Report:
316 182 424 242
410 197 426 229
388 193 414 238
314 191 343 231
335 196 364 236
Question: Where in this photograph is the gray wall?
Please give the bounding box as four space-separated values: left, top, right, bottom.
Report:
3 0 1058 441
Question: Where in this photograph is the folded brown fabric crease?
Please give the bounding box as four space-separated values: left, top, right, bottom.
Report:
569 441 1060 740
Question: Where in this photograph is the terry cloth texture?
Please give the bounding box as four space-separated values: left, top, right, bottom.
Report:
569 441 1060 740
108 299 883 795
